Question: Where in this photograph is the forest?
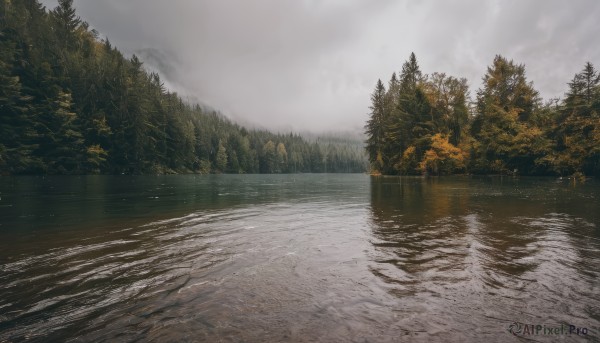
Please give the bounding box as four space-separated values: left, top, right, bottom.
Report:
0 0 367 175
365 52 600 176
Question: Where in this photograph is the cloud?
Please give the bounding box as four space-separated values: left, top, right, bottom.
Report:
40 0 600 131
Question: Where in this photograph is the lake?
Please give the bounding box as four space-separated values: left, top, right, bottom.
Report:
1 174 599 342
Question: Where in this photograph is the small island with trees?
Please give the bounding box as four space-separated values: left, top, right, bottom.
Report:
365 53 599 177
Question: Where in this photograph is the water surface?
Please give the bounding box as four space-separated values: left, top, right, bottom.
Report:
1 175 599 342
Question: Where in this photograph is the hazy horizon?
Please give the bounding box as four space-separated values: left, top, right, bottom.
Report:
40 0 600 133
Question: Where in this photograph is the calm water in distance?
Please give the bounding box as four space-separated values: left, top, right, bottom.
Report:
0 174 599 342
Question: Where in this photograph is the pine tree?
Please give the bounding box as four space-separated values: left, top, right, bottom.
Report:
0 34 40 173
385 72 400 116
309 143 323 173
44 91 84 173
582 62 599 106
52 0 81 35
276 142 288 172
552 62 600 175
262 140 276 173
385 53 430 174
216 141 228 172
470 55 546 174
365 79 387 173
399 52 422 91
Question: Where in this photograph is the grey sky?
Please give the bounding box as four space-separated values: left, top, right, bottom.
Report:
41 0 600 132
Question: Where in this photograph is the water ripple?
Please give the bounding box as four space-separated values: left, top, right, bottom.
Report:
1 175 599 342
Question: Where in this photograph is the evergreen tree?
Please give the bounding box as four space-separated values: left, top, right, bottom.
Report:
309 143 324 173
365 79 387 173
276 142 288 172
470 55 546 174
39 91 84 173
399 52 422 91
0 32 40 173
52 0 81 34
581 62 599 106
215 141 227 172
551 62 600 175
385 53 430 174
261 140 277 173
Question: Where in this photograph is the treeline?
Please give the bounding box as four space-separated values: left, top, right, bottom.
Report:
365 52 600 176
0 0 367 175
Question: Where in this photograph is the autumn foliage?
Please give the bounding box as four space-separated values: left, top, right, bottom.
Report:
366 53 600 177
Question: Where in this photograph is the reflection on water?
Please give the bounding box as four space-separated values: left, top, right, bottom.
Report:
0 175 599 342
369 176 600 341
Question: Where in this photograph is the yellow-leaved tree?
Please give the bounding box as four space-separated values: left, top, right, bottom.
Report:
418 134 466 175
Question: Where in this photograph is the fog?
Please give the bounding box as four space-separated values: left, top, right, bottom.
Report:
41 0 600 132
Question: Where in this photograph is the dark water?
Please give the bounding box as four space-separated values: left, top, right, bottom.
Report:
0 175 599 342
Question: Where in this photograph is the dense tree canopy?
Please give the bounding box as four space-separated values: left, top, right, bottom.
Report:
366 53 600 177
0 0 367 175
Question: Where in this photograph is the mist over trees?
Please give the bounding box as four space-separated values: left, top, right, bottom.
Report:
4 1 597 177
0 0 367 175
365 53 600 176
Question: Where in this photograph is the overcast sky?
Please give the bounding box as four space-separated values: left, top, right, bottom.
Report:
41 0 600 133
